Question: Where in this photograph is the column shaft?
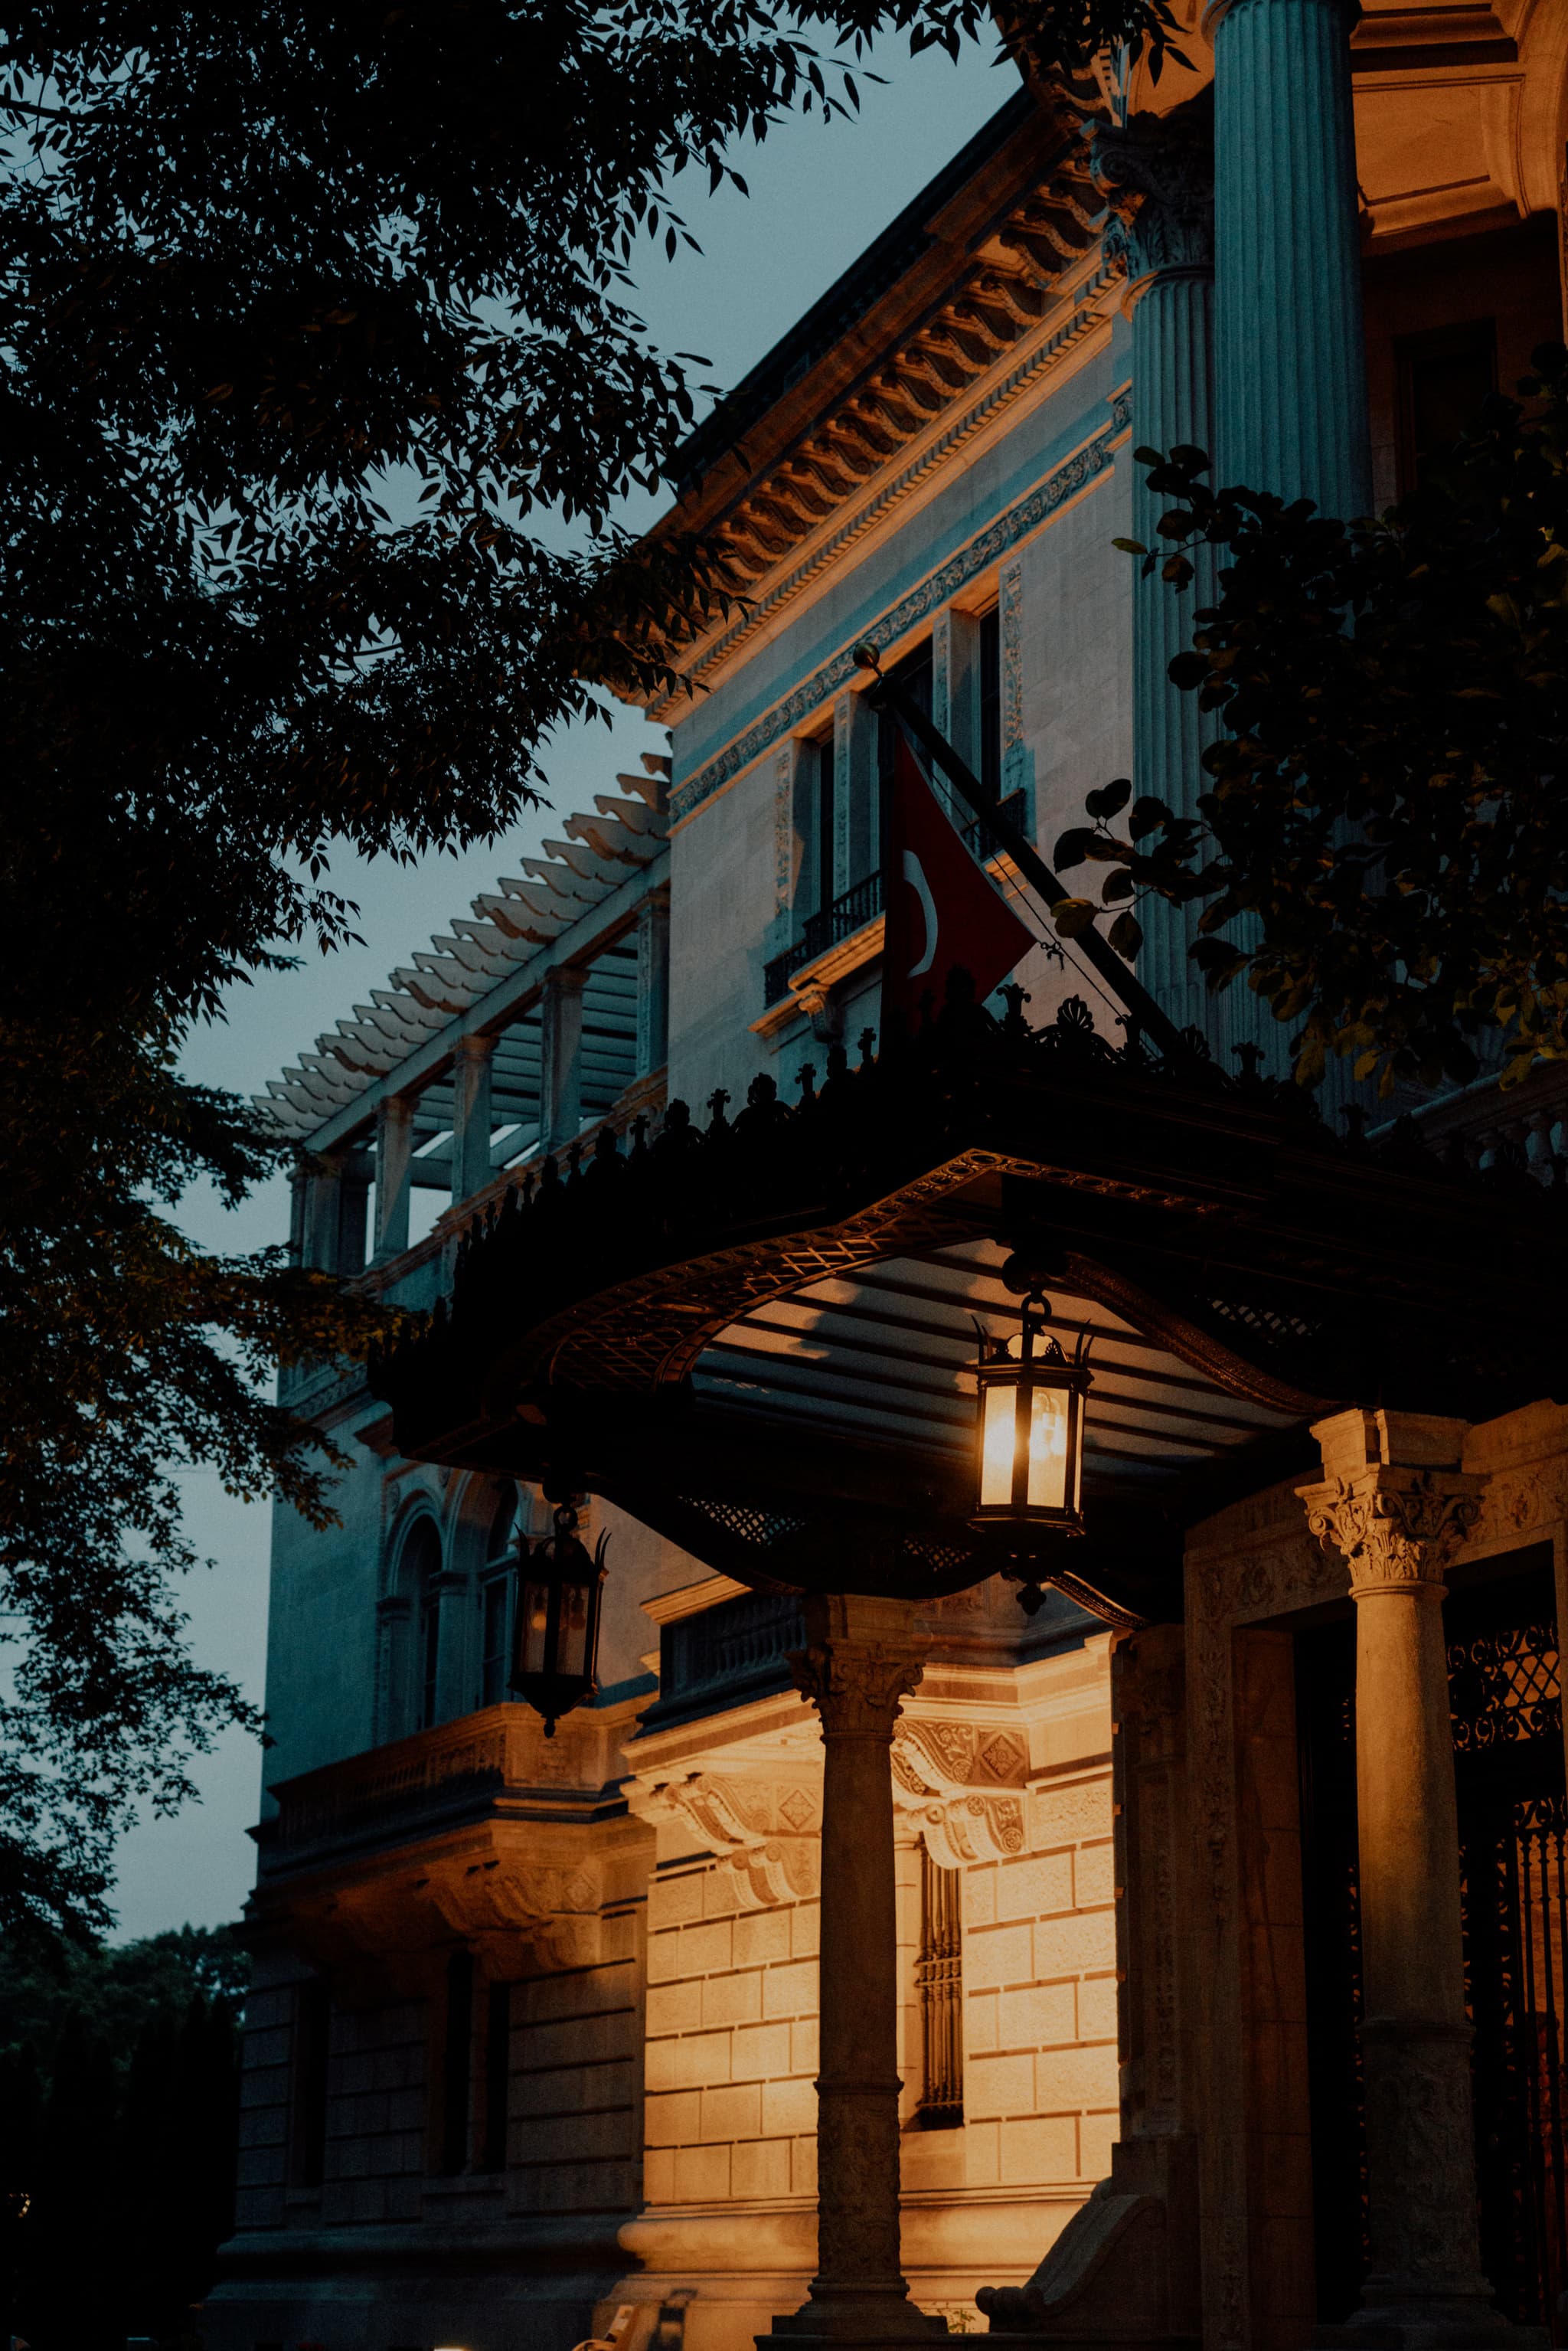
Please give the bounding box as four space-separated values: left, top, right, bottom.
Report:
451 1032 495 1203
1300 1412 1511 2341
374 1094 414 1261
304 1155 344 1272
539 967 586 1156
772 1593 943 2346
1132 266 1216 1041
817 1719 903 2294
1096 96 1219 1048
1212 0 1371 520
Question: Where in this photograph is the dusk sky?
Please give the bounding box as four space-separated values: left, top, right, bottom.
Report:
111 30 1021 1940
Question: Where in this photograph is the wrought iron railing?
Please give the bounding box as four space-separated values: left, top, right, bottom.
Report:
760 793 1027 1009
963 788 1027 864
648 1589 806 1727
763 870 884 1007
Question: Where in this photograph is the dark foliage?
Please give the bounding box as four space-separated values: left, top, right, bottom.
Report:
1053 346 1568 1092
0 1922 245 2351
0 0 1175 1934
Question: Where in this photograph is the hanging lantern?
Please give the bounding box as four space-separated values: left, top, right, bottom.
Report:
970 1292 1092 1539
509 1502 608 1736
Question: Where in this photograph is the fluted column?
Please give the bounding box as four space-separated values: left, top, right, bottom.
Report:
1299 1411 1514 2343
1210 0 1371 521
1096 96 1216 1043
764 1593 945 2346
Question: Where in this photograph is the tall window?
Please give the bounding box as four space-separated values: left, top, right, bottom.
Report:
479 1483 517 1708
814 733 838 919
419 1562 441 1728
874 643 933 879
437 1948 474 2176
1396 318 1495 496
290 1978 332 2189
978 603 1001 804
480 1578 510 1708
482 1980 512 2173
916 1849 963 2128
397 1517 443 1733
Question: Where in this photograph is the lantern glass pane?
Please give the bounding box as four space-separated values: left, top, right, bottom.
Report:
557 1581 591 1679
518 1578 553 1676
1026 1383 1070 1511
979 1385 1016 1506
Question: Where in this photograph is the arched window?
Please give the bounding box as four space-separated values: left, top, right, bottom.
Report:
397 1517 443 1732
485 1485 516 1565
479 1483 518 1710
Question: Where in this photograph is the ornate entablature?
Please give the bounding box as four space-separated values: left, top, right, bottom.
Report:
645 74 1125 731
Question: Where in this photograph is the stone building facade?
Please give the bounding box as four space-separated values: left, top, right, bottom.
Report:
212 8 1568 2351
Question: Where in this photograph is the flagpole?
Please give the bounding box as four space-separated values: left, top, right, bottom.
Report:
853 643 1195 1066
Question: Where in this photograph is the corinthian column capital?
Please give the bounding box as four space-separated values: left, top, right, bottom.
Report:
790 1637 925 1738
1298 1466 1486 1594
787 1588 927 1738
1093 93 1214 294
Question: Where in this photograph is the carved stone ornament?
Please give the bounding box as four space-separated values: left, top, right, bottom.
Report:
1298 1468 1487 1593
890 1718 1028 1862
789 1640 925 1736
1092 94 1214 290
632 1771 823 1910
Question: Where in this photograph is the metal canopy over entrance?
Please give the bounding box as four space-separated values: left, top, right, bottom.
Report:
374 992 1568 1618
693 1237 1301 1493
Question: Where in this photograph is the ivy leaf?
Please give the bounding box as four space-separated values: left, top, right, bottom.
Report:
1053 826 1099 869
1051 898 1101 939
1084 778 1132 820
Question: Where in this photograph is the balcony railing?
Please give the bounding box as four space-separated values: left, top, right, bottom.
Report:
641 1589 807 1731
760 793 1027 1009
763 869 884 1007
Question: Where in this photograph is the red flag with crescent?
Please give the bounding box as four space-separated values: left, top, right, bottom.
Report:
881 728 1034 1028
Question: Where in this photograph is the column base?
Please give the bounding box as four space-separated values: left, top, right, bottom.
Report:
1315 2320 1547 2350
758 2285 949 2346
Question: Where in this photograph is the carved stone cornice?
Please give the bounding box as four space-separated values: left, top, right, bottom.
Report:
893 1718 1028 1795
1093 94 1214 295
629 1770 824 1910
1297 1467 1487 1594
891 1718 1029 1865
250 1833 610 1991
789 1639 926 1738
